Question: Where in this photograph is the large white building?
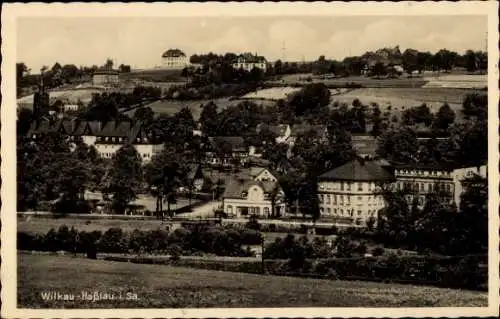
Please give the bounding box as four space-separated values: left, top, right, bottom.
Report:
161 49 188 69
232 53 268 72
392 163 487 208
27 120 164 163
317 159 394 224
223 167 286 218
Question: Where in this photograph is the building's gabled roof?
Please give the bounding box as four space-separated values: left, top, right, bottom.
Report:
162 49 186 58
234 53 267 64
27 119 64 136
222 177 279 200
319 159 394 182
71 121 102 136
95 121 132 138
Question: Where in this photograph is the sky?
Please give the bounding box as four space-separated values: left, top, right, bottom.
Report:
17 15 487 71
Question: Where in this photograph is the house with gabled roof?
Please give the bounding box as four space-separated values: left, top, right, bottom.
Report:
317 158 394 225
232 53 268 72
222 166 286 218
26 119 163 163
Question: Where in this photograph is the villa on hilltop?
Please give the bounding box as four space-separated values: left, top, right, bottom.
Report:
232 53 268 72
161 48 189 69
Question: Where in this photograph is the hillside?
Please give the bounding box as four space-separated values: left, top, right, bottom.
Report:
18 254 487 308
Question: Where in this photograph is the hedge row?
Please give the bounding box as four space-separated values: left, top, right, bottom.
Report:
100 253 487 291
314 254 488 291
17 225 262 257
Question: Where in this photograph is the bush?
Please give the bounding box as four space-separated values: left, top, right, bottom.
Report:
99 227 128 253
372 247 385 257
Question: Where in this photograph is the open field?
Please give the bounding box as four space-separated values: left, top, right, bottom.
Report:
17 88 105 109
331 87 483 117
127 98 235 120
18 253 487 308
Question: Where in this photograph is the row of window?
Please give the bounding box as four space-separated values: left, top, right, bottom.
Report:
396 169 451 177
396 181 452 193
226 205 271 216
319 194 382 205
320 207 377 217
319 182 376 192
96 137 150 143
100 152 151 159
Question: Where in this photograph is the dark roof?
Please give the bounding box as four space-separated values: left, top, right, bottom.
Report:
234 53 267 64
223 178 279 200
319 159 394 182
162 49 186 58
233 166 279 181
72 121 102 136
27 119 64 135
95 121 132 138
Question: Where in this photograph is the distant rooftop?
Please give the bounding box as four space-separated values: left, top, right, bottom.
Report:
162 49 186 58
319 159 394 182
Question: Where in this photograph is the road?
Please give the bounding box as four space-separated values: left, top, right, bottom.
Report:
176 200 222 218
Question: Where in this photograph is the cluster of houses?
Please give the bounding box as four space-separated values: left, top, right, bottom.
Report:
26 118 487 225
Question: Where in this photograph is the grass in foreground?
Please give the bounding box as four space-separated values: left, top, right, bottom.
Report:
18 254 487 308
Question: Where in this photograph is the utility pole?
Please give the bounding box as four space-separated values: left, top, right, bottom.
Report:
261 234 265 274
282 41 286 62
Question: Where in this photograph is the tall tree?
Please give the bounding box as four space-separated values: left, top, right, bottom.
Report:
145 146 189 219
433 103 455 131
104 146 143 214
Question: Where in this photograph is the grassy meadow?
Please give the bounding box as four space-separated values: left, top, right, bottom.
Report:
18 253 488 308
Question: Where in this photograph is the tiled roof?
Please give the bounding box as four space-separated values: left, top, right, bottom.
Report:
95 121 132 138
234 53 267 64
319 159 394 182
222 177 279 200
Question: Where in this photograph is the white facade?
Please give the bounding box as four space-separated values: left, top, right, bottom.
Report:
82 135 97 146
393 164 487 207
232 61 267 72
452 165 487 207
63 104 79 112
93 142 164 163
223 168 286 218
162 55 188 69
317 180 385 223
223 184 286 218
